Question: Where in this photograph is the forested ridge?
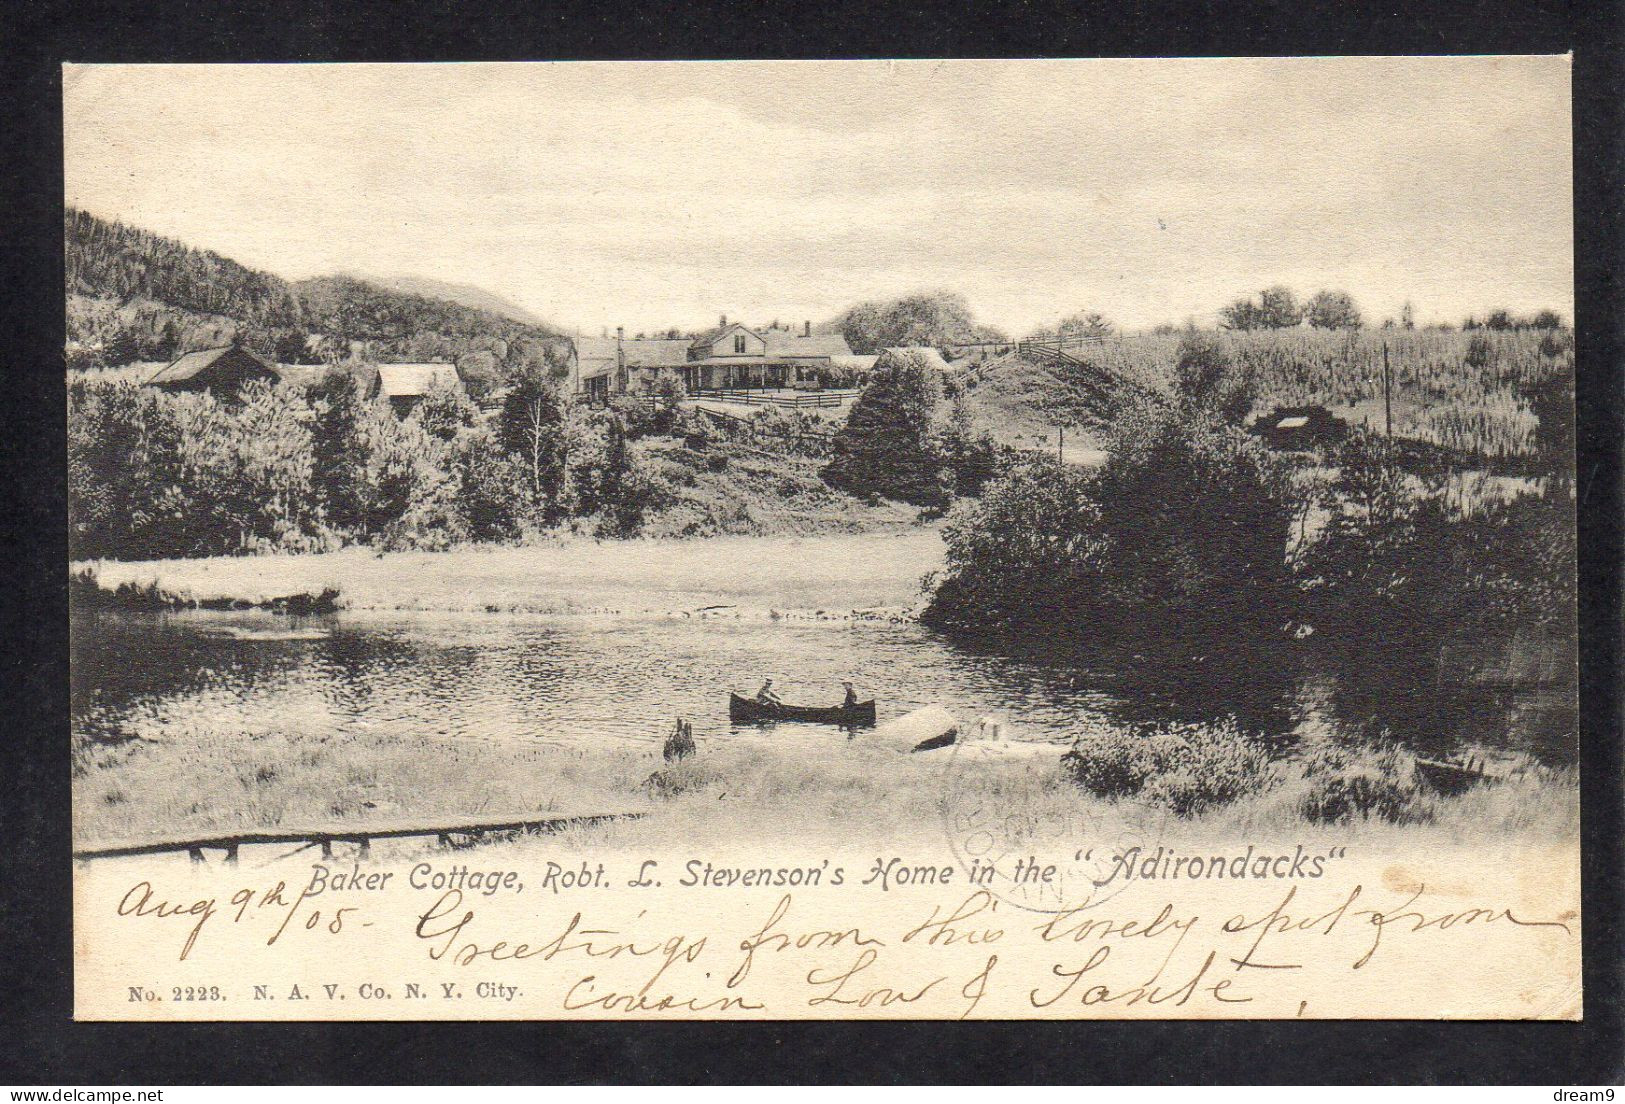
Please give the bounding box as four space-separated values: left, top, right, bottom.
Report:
65 208 561 368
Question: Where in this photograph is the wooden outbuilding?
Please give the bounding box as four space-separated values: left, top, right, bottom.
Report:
143 345 280 397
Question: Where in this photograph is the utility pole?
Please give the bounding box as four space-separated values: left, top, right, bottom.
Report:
1382 341 1393 440
1058 425 1065 463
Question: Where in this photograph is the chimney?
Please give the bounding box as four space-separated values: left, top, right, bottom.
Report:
804 320 811 337
719 314 727 328
615 327 626 391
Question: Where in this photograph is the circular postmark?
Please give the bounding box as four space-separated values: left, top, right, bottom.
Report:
937 733 1170 915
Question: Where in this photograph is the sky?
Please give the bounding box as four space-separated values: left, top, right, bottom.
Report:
63 58 1573 336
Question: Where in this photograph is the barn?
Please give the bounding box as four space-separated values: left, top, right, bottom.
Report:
143 345 280 398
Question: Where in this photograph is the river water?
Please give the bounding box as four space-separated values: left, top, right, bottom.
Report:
71 607 1576 764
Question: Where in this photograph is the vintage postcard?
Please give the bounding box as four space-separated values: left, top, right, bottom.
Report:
66 58 1578 1021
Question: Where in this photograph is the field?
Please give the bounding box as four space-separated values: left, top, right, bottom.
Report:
961 326 1570 470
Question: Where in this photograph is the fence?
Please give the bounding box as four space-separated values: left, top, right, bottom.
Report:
72 810 644 864
694 405 836 456
1018 335 1109 363
690 388 860 409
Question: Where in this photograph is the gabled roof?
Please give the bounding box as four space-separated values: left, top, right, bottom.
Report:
623 339 691 368
145 345 277 385
376 363 461 399
763 331 852 358
689 322 763 351
575 336 690 369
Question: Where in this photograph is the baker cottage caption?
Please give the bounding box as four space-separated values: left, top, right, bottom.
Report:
119 843 1358 962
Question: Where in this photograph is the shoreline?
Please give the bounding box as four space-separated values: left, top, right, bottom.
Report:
73 723 1580 856
72 527 946 618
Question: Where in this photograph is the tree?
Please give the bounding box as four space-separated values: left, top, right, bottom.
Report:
274 330 322 364
414 382 480 442
1220 298 1263 331
939 397 1005 498
1173 332 1252 423
1031 311 1114 342
453 428 529 541
1222 287 1301 330
823 348 951 507
1257 286 1303 329
594 415 656 537
833 291 1004 354
1305 290 1362 330
306 370 370 536
151 319 182 361
924 400 1294 645
498 364 570 513
1400 301 1415 330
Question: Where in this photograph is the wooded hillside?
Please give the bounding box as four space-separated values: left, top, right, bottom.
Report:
65 208 561 369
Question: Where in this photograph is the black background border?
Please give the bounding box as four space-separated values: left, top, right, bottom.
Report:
2 0 1620 1085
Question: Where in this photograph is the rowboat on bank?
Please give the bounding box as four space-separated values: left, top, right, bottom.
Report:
728 692 878 727
1414 755 1499 795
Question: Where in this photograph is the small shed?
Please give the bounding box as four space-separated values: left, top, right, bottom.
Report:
144 345 280 397
370 363 464 415
1249 404 1348 450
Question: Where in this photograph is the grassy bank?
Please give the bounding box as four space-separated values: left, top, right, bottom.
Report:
633 437 920 539
74 720 1578 853
73 527 945 617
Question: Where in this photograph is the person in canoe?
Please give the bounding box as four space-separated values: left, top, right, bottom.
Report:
755 678 784 706
841 681 859 708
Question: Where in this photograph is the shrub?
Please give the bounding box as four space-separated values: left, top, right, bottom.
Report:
1064 717 1275 816
1304 289 1363 330
1293 740 1425 824
609 395 666 439
645 758 723 799
1064 725 1183 797
1301 431 1574 640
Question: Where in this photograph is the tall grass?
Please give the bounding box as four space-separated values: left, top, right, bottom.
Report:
1067 328 1569 466
75 713 1578 854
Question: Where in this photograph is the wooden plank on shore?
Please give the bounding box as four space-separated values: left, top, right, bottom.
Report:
73 810 645 860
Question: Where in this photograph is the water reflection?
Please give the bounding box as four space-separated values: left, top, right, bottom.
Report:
69 610 1576 764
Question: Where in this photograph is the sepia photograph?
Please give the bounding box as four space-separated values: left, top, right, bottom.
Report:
61 58 1582 1022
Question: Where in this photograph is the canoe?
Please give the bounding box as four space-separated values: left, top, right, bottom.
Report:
729 692 877 727
1414 756 1498 795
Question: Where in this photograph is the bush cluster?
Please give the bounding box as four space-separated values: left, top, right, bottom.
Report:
1063 717 1277 817
1293 741 1426 825
926 397 1294 644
